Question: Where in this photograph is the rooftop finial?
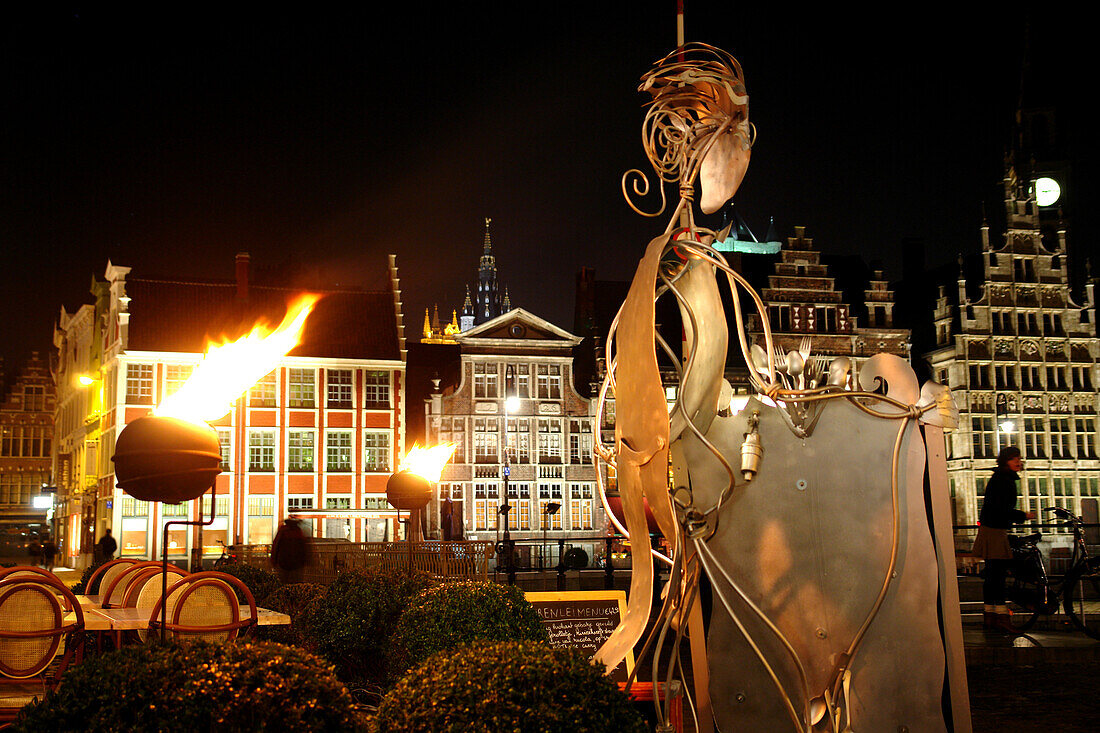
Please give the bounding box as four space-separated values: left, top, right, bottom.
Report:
483 217 493 254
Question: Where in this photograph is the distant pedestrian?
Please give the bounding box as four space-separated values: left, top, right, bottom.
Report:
971 445 1035 632
28 539 42 567
271 518 311 584
96 529 117 562
41 536 57 572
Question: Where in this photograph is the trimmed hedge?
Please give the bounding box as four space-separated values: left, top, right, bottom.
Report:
376 641 647 733
303 567 436 686
391 580 548 673
254 582 325 647
14 641 360 732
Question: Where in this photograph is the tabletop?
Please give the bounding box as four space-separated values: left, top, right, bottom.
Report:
72 596 290 630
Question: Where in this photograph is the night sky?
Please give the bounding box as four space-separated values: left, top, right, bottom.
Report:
2 5 1090 373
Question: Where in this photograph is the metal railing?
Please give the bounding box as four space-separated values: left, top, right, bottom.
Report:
229 540 495 584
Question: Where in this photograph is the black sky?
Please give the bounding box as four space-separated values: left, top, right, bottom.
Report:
1 5 1091 372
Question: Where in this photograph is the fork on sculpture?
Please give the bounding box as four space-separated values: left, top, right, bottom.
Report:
798 336 812 363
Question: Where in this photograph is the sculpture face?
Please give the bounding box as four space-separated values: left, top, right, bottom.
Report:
700 127 750 214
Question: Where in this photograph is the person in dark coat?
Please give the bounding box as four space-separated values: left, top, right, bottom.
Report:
971 445 1035 631
41 536 57 572
96 529 117 562
271 518 311 584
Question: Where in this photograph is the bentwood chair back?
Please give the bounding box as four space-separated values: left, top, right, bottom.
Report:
101 561 168 608
0 567 58 583
85 558 140 597
149 572 257 643
124 566 189 643
0 568 75 613
0 577 85 723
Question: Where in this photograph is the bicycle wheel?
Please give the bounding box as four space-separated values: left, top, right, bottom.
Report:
1062 556 1100 640
1005 575 1043 632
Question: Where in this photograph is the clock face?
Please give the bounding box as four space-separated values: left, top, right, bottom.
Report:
1034 177 1061 207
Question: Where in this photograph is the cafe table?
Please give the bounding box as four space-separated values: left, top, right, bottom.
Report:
73 595 290 643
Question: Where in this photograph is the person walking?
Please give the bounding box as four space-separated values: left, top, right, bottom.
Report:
41 536 57 572
971 445 1035 632
270 518 310 584
96 528 117 562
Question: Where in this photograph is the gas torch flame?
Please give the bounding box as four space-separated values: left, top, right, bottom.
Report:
155 294 321 425
399 443 457 484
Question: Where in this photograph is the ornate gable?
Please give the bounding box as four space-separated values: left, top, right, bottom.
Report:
456 308 582 349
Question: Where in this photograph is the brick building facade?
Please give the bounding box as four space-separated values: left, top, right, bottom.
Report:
52 254 407 568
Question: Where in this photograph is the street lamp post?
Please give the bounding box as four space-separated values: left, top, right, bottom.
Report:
995 393 1014 454
541 501 561 571
500 365 519 585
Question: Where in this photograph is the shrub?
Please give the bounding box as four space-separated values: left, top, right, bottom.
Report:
254 582 325 647
215 562 281 604
391 580 548 673
376 641 647 733
14 640 361 732
303 567 436 686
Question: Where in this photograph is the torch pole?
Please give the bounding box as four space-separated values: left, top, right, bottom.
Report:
160 481 217 642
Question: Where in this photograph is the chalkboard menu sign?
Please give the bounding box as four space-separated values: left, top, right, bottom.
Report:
525 590 634 682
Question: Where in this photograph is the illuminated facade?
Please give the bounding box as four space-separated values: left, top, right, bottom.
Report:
0 352 55 541
53 281 110 564
925 172 1098 530
424 308 608 559
52 254 407 567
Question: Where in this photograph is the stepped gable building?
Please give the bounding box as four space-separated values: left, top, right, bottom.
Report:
925 166 1098 530
747 226 909 369
52 253 406 568
424 308 608 564
0 352 55 537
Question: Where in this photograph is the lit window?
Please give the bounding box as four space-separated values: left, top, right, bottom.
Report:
126 364 153 404
536 365 562 400
364 371 390 409
249 430 276 471
288 430 315 472
216 428 232 471
164 365 194 400
250 371 277 407
289 368 316 408
326 431 353 472
327 369 353 409
364 432 391 472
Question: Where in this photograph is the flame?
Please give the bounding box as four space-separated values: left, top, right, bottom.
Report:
155 294 321 425
399 443 457 483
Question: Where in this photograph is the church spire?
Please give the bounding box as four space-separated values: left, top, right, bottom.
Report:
475 216 502 325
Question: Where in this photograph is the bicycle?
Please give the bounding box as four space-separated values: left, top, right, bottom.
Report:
1004 506 1100 638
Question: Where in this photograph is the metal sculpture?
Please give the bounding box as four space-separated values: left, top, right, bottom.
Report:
594 43 967 732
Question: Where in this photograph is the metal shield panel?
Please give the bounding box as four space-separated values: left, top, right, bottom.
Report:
680 396 946 732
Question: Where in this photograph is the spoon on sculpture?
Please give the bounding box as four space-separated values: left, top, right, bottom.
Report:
786 350 805 390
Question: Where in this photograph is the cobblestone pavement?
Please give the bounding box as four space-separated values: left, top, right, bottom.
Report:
968 659 1100 732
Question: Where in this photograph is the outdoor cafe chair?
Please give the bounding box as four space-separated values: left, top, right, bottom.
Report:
122 566 189 644
0 577 85 724
0 567 59 583
85 557 140 597
0 568 76 613
101 560 171 608
148 572 257 643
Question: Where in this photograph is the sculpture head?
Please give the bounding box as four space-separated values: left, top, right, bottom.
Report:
639 43 753 214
